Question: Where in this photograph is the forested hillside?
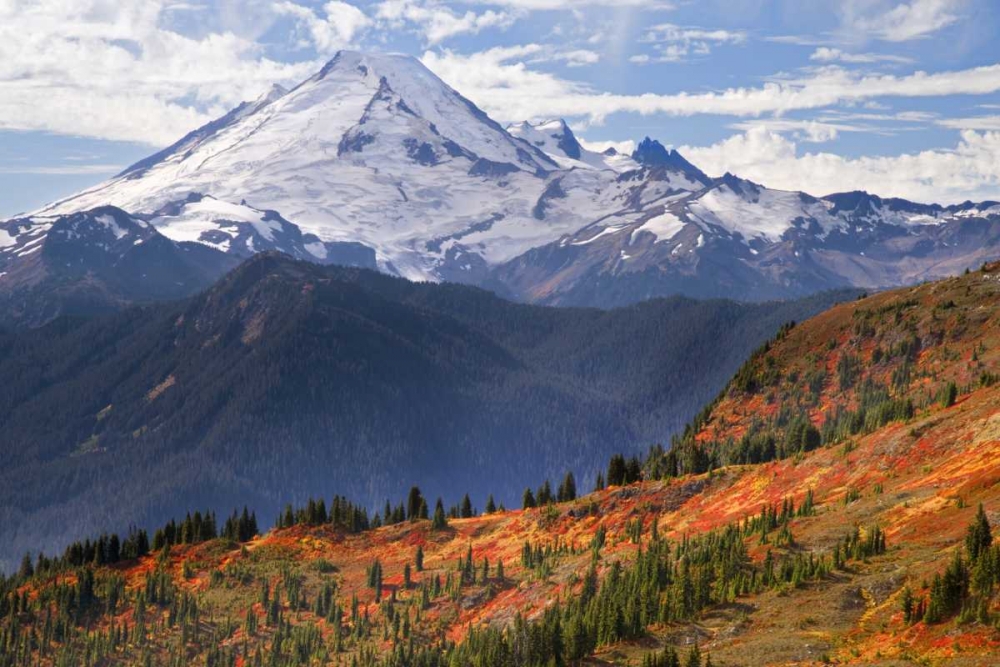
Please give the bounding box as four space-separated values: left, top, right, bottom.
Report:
3 265 1000 665
0 253 851 571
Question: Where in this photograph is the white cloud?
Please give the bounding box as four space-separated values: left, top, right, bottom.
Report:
548 49 600 67
577 137 636 155
632 22 746 63
841 0 962 42
681 126 1000 204
0 0 322 145
375 0 516 44
464 0 672 7
809 47 912 64
727 119 870 142
276 1 372 52
422 47 1000 126
819 109 938 123
937 115 1000 130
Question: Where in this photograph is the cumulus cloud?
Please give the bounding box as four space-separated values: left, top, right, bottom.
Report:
0 0 324 145
276 1 372 51
681 126 1000 203
840 0 962 42
422 46 1000 126
548 49 601 67
375 0 517 44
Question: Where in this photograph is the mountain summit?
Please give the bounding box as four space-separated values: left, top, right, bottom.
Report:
39 51 617 283
3 49 998 318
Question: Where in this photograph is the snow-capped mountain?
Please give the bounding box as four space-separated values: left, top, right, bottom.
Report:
507 119 637 172
39 51 632 283
0 206 236 325
495 171 1000 305
7 49 1000 315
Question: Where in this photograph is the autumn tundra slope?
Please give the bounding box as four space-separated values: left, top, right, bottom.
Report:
5 265 1000 666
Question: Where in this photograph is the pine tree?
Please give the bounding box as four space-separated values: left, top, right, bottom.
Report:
17 552 33 579
558 472 577 502
686 643 702 667
432 499 448 530
901 585 914 624
485 495 496 514
460 494 473 519
942 381 958 408
965 503 993 562
537 480 553 505
522 488 537 509
594 472 605 492
607 454 626 486
407 487 424 521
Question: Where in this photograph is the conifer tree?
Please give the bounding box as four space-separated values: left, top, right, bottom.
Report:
686 643 702 667
607 454 626 486
558 472 577 502
965 503 993 562
901 585 914 624
432 499 448 530
594 472 605 492
407 487 425 521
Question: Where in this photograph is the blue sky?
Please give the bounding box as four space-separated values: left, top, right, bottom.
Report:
2 0 1000 216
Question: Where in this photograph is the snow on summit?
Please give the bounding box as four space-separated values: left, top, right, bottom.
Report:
39 51 613 281
23 50 1000 302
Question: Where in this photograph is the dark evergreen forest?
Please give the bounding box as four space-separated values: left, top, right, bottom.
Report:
0 253 853 571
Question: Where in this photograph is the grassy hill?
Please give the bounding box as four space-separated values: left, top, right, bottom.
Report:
4 265 1000 665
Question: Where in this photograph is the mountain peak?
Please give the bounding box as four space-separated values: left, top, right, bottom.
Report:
255 83 287 107
631 137 711 186
631 137 670 165
313 50 426 84
507 118 583 163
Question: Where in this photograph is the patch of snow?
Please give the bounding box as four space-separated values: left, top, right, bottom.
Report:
571 225 624 245
630 211 685 244
304 241 328 259
95 214 128 239
688 182 863 245
151 197 286 250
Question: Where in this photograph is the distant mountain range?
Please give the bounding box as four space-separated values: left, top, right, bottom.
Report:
0 252 852 571
2 50 998 324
